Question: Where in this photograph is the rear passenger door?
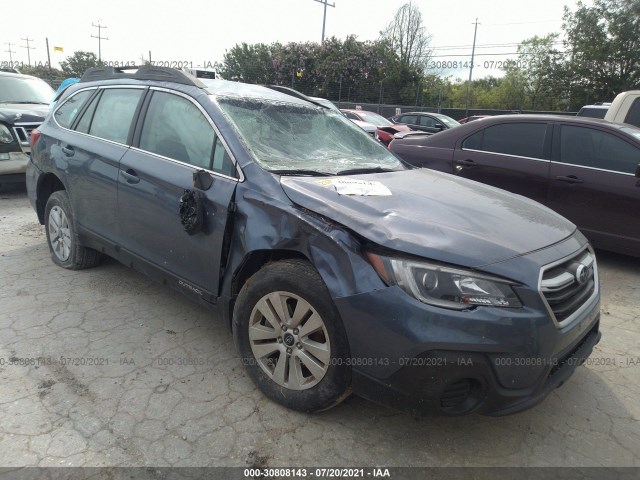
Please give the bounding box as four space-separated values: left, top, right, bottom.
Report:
548 123 640 254
452 122 552 205
116 88 239 301
52 86 146 240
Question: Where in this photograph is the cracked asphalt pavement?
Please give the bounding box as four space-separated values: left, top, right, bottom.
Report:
1 183 639 468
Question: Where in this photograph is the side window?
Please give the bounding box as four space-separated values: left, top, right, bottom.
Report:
139 91 215 170
419 116 436 128
54 90 93 129
344 112 359 120
89 89 144 143
481 123 547 158
624 98 640 128
401 115 418 125
74 93 100 134
560 125 640 174
462 130 483 150
212 137 236 177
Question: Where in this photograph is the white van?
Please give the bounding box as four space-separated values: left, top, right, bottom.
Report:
604 90 640 128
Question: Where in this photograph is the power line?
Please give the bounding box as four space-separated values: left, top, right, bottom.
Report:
91 22 109 62
431 41 564 51
313 0 335 43
20 37 35 67
484 19 562 26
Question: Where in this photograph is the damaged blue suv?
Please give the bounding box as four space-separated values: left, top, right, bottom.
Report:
26 66 601 416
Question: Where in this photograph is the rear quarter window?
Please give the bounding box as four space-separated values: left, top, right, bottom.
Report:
54 90 93 129
624 98 640 128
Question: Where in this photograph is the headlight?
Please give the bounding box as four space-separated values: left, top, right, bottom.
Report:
366 252 522 310
0 124 14 144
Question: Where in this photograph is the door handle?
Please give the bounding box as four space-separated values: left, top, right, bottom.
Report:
61 145 74 157
120 169 140 184
555 175 584 184
456 159 477 168
455 159 476 172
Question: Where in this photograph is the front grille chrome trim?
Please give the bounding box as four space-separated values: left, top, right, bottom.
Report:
538 246 599 329
13 122 42 152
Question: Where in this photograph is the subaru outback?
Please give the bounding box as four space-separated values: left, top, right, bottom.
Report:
26 66 601 416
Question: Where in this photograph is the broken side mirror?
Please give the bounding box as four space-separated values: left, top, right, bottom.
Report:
193 169 213 190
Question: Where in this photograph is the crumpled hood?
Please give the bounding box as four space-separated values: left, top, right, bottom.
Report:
280 169 576 268
0 104 49 125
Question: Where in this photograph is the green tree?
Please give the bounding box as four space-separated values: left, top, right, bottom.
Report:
380 1 431 71
20 65 65 84
503 34 565 110
59 51 101 77
563 0 640 108
220 43 276 84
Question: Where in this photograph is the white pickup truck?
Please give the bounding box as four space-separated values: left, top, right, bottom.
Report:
604 90 640 128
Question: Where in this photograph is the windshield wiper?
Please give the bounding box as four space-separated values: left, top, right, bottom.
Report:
269 169 334 176
334 167 399 176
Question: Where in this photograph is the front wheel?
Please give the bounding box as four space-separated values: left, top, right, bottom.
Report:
233 259 351 412
44 190 102 270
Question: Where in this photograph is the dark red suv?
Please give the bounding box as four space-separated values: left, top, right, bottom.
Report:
390 114 640 257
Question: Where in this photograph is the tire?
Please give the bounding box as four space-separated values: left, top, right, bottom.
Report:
44 190 102 270
233 259 352 412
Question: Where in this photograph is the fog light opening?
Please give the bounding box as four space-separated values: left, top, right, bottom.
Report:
440 378 483 414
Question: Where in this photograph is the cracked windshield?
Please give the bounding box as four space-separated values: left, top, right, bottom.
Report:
217 97 403 175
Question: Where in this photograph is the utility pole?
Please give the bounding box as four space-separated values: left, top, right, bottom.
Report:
20 37 35 67
465 18 480 118
91 22 109 62
4 42 16 64
45 38 53 81
313 0 335 43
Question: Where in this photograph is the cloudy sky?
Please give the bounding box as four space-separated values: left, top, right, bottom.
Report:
2 0 587 79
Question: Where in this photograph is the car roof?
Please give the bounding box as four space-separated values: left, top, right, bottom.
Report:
70 66 325 108
406 113 640 147
0 71 42 81
397 111 438 116
340 109 380 115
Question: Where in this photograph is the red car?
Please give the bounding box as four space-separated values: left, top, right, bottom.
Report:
390 114 640 256
341 109 412 145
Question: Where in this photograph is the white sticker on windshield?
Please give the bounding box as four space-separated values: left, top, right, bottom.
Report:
320 178 392 196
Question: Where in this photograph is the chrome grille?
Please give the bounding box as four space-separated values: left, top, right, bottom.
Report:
13 122 42 150
540 249 597 327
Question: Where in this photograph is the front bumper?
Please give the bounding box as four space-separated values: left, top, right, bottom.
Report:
0 151 29 178
334 276 601 416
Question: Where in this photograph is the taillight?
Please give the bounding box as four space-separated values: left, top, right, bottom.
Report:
30 129 41 149
387 140 393 151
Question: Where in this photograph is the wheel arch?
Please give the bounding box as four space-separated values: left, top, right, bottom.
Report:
36 173 66 225
226 249 309 331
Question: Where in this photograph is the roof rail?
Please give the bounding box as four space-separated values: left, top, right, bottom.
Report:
264 85 329 109
79 65 206 88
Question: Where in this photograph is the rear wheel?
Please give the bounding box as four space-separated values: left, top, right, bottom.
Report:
233 259 351 412
44 191 101 269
